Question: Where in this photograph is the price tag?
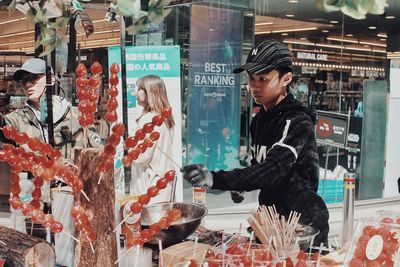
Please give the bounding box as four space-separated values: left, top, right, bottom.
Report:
193 187 206 205
366 235 384 260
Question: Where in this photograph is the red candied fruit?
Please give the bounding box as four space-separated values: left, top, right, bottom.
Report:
90 61 102 75
110 63 120 74
164 170 176 182
76 63 87 77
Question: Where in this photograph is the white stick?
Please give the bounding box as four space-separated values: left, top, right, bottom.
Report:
89 242 95 254
62 230 80 243
113 212 131 232
97 173 104 185
154 143 182 170
134 244 140 267
158 238 164 267
115 245 133 264
192 236 198 258
246 231 254 256
81 190 90 202
0 240 6 246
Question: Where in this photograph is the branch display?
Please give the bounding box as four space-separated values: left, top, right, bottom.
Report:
74 148 117 267
0 226 55 267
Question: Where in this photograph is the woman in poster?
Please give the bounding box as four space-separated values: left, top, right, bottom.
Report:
130 75 175 204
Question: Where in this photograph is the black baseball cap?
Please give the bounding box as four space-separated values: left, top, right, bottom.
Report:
233 40 293 74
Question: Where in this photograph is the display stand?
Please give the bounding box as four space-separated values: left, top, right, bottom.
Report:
74 148 118 266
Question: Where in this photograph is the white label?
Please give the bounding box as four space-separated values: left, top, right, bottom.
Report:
365 235 384 260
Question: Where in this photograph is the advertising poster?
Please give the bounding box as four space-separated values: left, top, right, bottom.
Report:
187 5 242 171
108 46 183 200
315 111 349 148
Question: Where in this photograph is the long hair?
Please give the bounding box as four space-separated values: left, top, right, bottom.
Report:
136 75 175 129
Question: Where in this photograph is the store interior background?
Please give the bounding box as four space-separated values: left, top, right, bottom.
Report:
0 0 400 239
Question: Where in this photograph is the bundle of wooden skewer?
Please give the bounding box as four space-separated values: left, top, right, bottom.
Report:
247 205 301 258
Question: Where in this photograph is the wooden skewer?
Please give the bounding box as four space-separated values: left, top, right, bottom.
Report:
97 173 104 185
61 230 80 243
81 190 90 202
89 242 95 254
114 245 134 264
113 211 133 232
0 240 6 246
153 143 182 170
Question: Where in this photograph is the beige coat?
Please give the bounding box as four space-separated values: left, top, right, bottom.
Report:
130 112 175 203
1 96 101 161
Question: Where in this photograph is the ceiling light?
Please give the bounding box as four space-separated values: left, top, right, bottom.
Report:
255 31 272 35
288 0 299 3
0 30 34 39
281 33 288 36
255 22 274 26
377 33 387 38
286 14 295 18
283 40 314 46
0 17 26 25
346 34 353 37
322 30 329 33
385 16 395 19
272 27 317 33
380 38 386 42
300 37 306 40
330 20 339 24
368 26 377 30
359 41 386 48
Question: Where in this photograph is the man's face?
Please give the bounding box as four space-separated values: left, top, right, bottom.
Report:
20 73 43 98
247 70 291 109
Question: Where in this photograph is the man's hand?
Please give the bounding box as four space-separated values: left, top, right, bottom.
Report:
181 164 213 188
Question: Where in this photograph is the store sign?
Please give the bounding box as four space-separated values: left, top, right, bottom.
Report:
315 111 349 148
108 46 183 199
187 5 242 171
297 52 328 61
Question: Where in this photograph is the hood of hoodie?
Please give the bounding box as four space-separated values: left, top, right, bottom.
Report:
260 94 317 124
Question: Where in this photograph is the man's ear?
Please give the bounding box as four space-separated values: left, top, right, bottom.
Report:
283 72 293 86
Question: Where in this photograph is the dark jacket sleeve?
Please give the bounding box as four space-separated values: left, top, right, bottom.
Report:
211 116 314 191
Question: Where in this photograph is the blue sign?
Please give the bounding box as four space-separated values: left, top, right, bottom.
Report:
187 5 242 170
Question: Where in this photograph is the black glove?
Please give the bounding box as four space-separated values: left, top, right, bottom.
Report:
181 164 213 188
230 191 245 203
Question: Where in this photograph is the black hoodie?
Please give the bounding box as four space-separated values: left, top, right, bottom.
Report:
212 94 329 244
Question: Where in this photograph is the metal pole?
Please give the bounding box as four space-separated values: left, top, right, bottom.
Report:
34 24 43 58
120 17 131 193
342 172 356 246
322 145 330 196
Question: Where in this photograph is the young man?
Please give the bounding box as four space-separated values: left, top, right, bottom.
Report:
0 58 101 160
182 40 329 245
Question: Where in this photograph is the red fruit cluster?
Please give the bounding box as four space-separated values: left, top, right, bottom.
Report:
71 206 97 242
349 225 398 267
98 123 125 173
129 170 175 215
122 107 172 167
1 126 61 161
105 63 120 123
9 196 62 233
76 62 102 127
124 208 181 248
56 166 84 194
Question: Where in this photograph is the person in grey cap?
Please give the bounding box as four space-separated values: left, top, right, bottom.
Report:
0 58 101 161
182 40 329 246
